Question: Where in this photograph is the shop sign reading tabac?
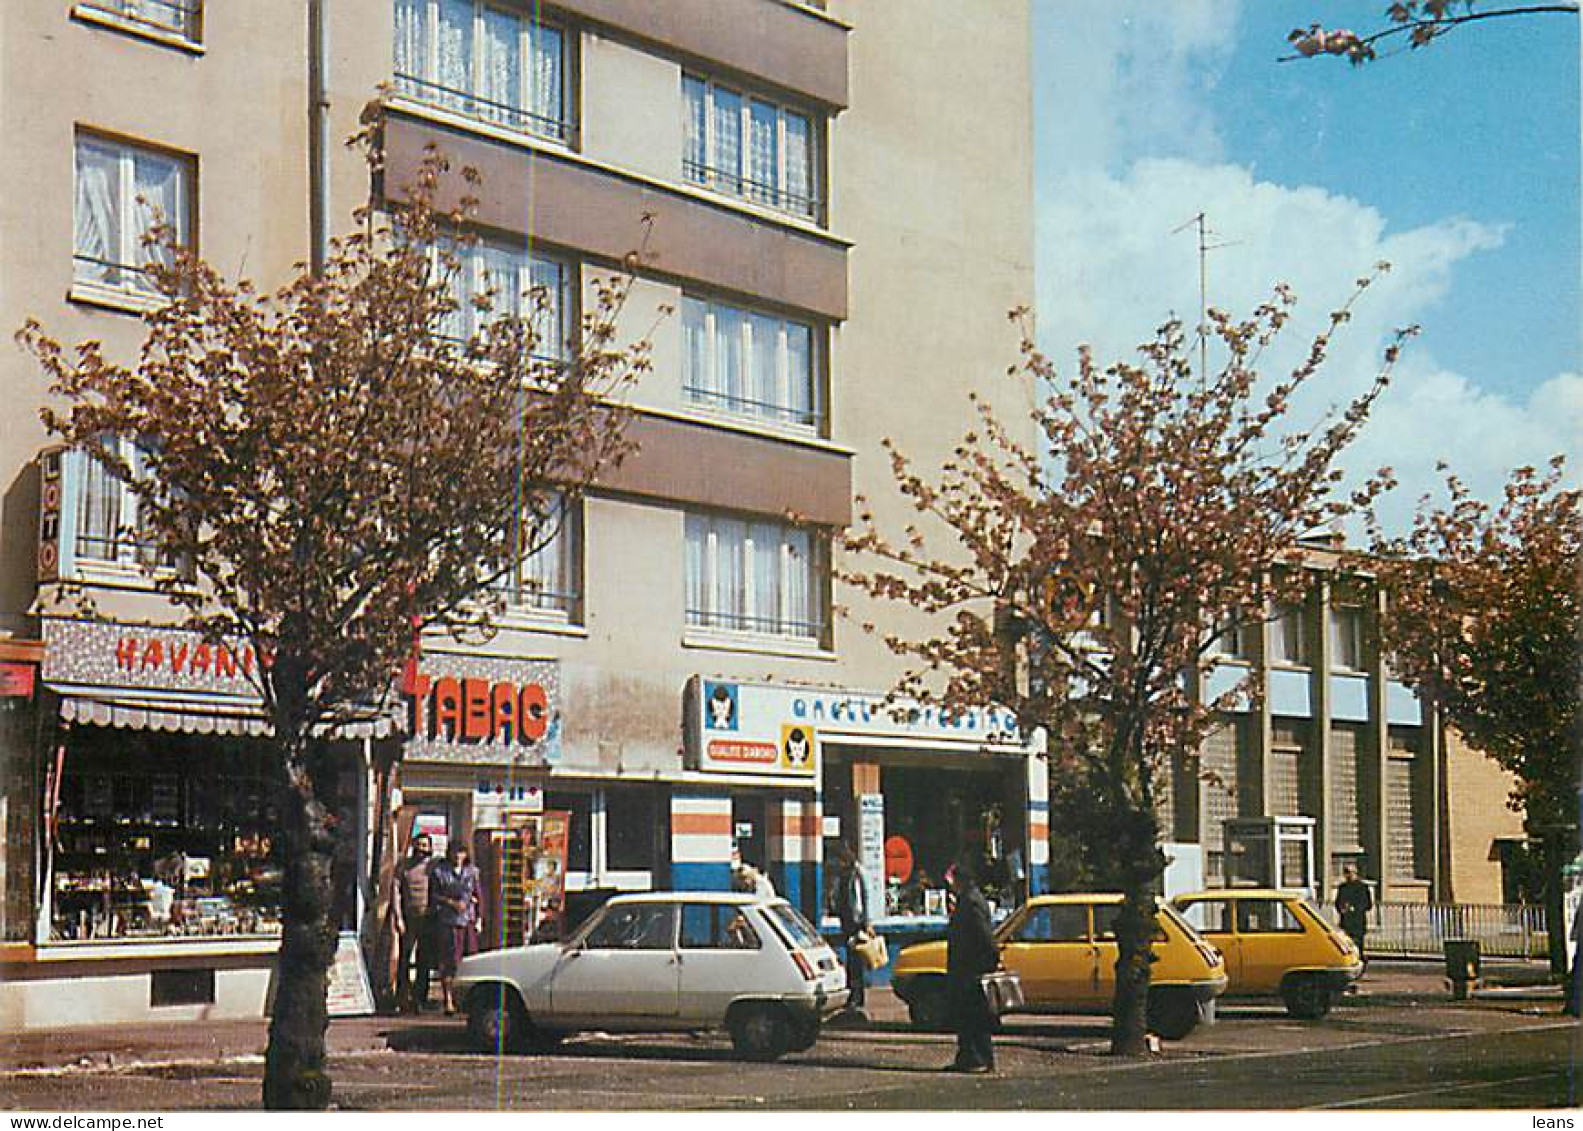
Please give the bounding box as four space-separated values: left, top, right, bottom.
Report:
402 652 561 767
689 677 1021 778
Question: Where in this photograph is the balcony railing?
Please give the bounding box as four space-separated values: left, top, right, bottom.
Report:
393 73 568 143
682 384 823 432
683 159 820 222
686 607 824 642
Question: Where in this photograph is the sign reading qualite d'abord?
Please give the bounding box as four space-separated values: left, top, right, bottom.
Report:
695 679 818 778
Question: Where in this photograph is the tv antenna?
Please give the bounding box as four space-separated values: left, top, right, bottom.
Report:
1171 212 1240 387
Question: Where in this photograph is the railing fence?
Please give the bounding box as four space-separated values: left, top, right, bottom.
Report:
1319 900 1548 959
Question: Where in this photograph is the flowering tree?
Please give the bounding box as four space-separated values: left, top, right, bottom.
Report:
1365 459 1580 960
1285 1 1578 64
844 273 1410 1054
18 141 651 1108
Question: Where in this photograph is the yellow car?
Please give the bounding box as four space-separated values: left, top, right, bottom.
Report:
890 893 1228 1040
1171 889 1362 1019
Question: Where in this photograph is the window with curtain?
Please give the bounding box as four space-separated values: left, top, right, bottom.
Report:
1329 605 1365 670
436 236 569 360
73 133 192 295
1270 602 1310 666
73 442 167 569
394 0 567 142
491 495 582 622
78 0 203 41
684 512 827 642
682 74 819 220
681 296 823 431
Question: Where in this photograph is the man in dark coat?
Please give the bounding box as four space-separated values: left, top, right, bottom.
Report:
944 861 998 1073
1333 864 1373 970
829 843 871 1016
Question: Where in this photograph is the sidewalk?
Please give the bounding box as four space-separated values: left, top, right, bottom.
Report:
1 961 1563 1078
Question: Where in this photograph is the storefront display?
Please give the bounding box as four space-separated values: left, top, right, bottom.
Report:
46 728 284 942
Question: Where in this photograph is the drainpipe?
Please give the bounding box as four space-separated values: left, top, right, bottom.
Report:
308 0 330 276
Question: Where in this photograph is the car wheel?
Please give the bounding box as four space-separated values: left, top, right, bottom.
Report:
906 978 950 1032
788 1017 820 1053
1282 976 1335 1020
729 1003 793 1062
1146 987 1200 1040
467 985 525 1053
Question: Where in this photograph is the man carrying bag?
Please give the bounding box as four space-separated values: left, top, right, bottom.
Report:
830 843 871 1019
944 861 999 1073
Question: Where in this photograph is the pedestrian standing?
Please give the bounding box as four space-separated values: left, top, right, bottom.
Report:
1333 864 1373 970
392 832 434 1013
943 861 998 1073
829 843 871 1018
428 839 482 1015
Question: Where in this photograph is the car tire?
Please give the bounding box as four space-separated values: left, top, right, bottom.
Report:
1282 976 1335 1020
466 984 526 1053
906 978 950 1032
729 1003 793 1062
788 1017 820 1053
1146 987 1200 1040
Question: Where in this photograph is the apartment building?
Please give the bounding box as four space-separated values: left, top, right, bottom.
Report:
0 0 1040 1027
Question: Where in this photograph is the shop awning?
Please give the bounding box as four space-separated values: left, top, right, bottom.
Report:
50 683 398 740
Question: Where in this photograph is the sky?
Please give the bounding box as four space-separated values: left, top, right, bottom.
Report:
1031 0 1581 533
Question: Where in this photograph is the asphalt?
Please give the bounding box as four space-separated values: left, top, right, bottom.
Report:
0 958 1564 1077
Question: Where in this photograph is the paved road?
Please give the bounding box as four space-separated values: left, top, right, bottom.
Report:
4 999 1575 1111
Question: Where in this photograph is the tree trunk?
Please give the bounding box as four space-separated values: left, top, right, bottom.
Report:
1108 801 1165 1057
262 734 341 1110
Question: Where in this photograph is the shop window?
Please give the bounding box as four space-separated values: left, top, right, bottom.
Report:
150 967 214 1006
584 902 675 950
544 790 591 873
605 787 655 872
680 903 761 950
49 730 283 943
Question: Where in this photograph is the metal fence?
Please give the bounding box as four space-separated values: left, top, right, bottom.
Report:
1319 900 1549 959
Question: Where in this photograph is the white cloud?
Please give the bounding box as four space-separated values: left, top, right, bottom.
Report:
1033 6 1574 536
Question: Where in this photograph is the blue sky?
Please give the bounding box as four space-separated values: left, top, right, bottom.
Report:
1031 1 1580 530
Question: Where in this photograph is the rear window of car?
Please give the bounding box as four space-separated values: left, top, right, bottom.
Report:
764 902 822 950
680 903 762 950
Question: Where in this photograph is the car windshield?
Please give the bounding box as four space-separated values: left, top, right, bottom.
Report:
764 901 822 949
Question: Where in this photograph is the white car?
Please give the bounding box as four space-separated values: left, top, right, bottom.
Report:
454 891 849 1060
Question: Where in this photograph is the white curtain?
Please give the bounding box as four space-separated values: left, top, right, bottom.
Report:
682 297 710 399
749 99 777 204
712 87 742 190
74 139 119 284
750 523 782 632
784 112 812 216
713 518 746 627
531 22 563 134
683 76 707 178
437 0 472 105
784 527 813 638
394 0 424 81
479 7 521 123
437 237 472 341
478 240 519 326
748 313 779 416
77 449 123 561
684 514 708 625
785 322 813 426
714 306 744 409
529 255 564 359
133 150 181 279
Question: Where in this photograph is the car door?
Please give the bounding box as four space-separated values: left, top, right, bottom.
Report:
1179 898 1241 987
998 902 1097 1008
1234 897 1305 993
549 901 681 1026
676 902 770 1023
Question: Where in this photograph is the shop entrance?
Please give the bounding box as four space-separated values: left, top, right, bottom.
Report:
732 795 769 875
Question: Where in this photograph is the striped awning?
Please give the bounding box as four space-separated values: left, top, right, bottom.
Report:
51 683 398 740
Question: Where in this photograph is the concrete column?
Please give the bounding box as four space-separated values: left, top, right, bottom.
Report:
768 794 821 915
